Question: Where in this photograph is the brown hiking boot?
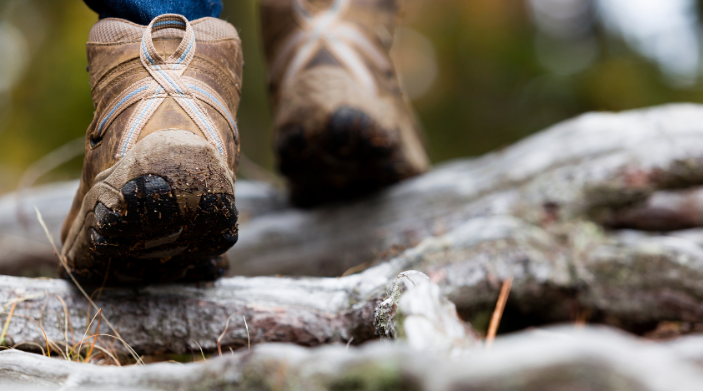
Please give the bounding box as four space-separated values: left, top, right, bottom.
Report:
260 0 430 206
60 15 242 285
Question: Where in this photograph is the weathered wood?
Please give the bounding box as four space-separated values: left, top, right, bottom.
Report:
374 271 479 354
2 272 701 390
3 103 703 375
0 272 384 355
3 326 703 391
5 104 703 353
5 205 703 354
6 104 703 279
229 103 703 276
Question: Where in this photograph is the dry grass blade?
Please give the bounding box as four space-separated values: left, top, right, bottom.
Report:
3 294 45 310
243 315 250 352
16 137 84 192
486 276 513 350
70 333 136 365
16 137 84 227
0 302 17 346
193 340 206 361
87 341 121 366
216 312 240 356
341 261 373 277
76 308 102 360
35 206 143 365
8 314 51 357
12 341 46 355
86 309 102 360
55 295 71 358
72 308 102 362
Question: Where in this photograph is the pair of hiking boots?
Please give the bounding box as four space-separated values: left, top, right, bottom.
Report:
61 0 429 285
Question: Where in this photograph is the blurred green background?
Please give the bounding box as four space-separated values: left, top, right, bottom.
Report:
1 0 702 193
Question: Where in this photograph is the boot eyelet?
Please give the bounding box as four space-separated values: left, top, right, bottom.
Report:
89 134 103 148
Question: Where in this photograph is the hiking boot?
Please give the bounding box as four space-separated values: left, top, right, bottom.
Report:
61 14 242 285
260 0 430 207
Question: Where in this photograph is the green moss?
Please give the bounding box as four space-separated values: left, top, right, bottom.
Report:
329 361 421 391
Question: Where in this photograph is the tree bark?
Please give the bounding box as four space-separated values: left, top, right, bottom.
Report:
2 326 703 391
5 205 703 354
3 272 703 391
3 104 703 385
7 104 703 278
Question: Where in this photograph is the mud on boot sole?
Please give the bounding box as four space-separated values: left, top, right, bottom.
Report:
277 106 413 207
67 174 238 286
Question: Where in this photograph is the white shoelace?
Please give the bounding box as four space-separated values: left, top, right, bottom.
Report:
270 0 392 95
92 14 237 159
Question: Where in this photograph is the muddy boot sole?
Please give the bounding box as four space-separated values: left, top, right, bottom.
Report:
277 106 413 207
61 130 238 286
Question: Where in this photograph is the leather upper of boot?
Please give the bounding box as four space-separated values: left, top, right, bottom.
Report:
261 0 401 110
62 15 243 242
260 0 429 175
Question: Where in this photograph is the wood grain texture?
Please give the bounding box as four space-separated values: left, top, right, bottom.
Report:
2 326 703 391
4 104 703 387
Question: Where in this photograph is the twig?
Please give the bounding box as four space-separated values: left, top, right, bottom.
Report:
486 276 513 350
575 308 592 328
0 302 17 346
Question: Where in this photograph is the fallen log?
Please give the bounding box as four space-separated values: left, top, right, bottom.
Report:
2 104 703 366
5 206 703 354
5 104 703 279
3 273 703 390
229 103 703 276
3 326 703 391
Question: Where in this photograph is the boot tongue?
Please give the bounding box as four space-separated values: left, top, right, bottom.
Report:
152 38 183 59
151 27 187 58
306 0 336 13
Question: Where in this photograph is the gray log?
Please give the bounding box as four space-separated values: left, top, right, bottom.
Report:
5 104 703 354
4 207 703 354
3 268 703 390
6 104 703 279
4 104 703 389
231 103 703 276
0 271 384 355
3 326 703 391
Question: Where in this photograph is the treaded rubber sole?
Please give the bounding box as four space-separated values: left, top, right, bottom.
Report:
277 106 413 207
64 173 238 286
